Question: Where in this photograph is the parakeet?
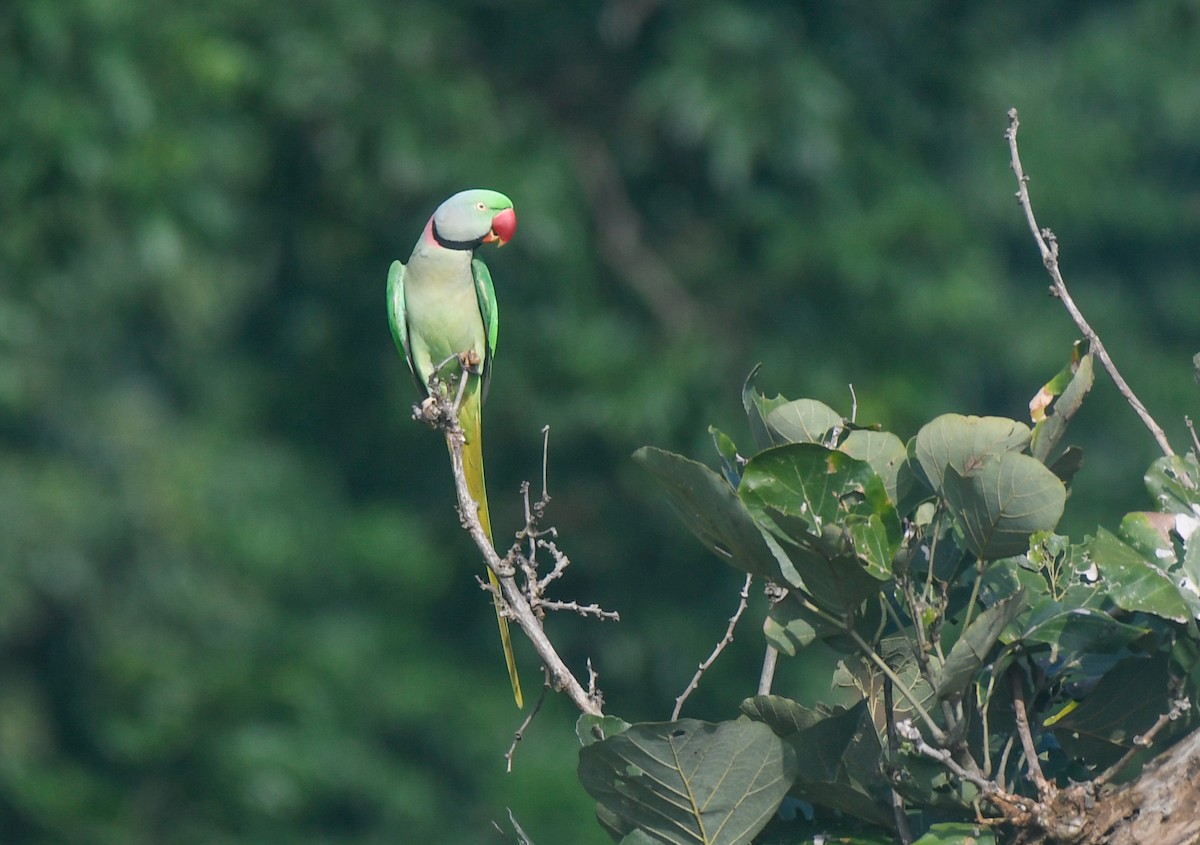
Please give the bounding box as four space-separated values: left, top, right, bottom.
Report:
387 189 522 708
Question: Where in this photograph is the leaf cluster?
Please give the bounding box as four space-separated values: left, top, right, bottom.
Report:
575 355 1200 844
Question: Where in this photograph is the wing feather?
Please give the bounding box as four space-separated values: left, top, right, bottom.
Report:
471 257 499 401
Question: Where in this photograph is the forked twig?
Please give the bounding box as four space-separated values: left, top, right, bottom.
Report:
422 381 604 718
1005 108 1174 457
1093 697 1190 788
506 670 552 772
1010 670 1051 800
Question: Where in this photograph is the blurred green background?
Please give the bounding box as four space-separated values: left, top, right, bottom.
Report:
2 0 1198 842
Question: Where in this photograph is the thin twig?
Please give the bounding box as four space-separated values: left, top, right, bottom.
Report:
506 670 552 772
980 673 998 776
996 734 1016 793
538 599 621 620
1009 669 1051 799
959 560 985 635
1186 416 1200 457
673 574 753 720
541 425 551 497
1093 697 1190 788
1006 108 1174 457
896 720 1032 819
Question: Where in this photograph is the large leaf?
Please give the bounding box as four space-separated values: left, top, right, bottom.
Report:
764 399 843 445
1087 528 1196 623
635 447 782 580
1145 454 1200 515
1014 602 1151 683
740 695 826 736
742 698 890 827
1051 654 1172 768
913 414 1031 493
763 596 846 656
741 366 843 447
936 591 1027 701
740 445 898 611
941 453 1066 560
578 719 798 845
840 429 908 507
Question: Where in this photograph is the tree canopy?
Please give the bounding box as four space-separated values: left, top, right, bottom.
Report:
2 1 1199 842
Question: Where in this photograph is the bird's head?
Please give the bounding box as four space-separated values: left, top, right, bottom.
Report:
431 189 516 248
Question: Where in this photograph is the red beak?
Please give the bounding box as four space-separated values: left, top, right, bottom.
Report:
485 206 516 246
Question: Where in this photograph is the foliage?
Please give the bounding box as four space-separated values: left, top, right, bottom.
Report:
608 355 1200 843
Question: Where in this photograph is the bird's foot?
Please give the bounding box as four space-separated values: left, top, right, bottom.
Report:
458 349 483 373
412 395 442 428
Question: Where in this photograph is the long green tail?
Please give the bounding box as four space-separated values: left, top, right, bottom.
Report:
457 387 524 709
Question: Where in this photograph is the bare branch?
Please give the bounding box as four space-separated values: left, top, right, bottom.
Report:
540 425 551 498
1006 108 1174 457
538 599 621 621
672 573 753 720
1093 697 1190 788
1186 416 1200 457
1010 670 1051 800
422 383 604 717
757 646 779 697
506 670 552 773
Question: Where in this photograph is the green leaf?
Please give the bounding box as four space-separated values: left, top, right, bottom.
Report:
913 414 1031 493
1087 528 1196 623
936 591 1027 701
578 713 633 747
941 453 1066 560
740 366 844 447
1048 445 1086 486
1118 511 1176 566
742 364 787 451
783 700 868 781
1051 654 1172 768
840 429 908 506
740 445 898 611
764 398 844 445
763 596 844 656
1030 352 1094 464
578 719 798 845
1015 603 1151 683
1145 454 1200 515
912 822 997 844
709 426 742 487
634 447 782 580
741 699 891 827
739 695 826 736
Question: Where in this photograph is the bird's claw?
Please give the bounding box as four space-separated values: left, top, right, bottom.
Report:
413 395 442 428
458 349 483 374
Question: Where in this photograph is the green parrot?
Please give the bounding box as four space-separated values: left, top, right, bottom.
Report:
387 189 523 708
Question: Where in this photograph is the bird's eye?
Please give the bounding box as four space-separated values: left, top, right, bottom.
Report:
476 201 486 211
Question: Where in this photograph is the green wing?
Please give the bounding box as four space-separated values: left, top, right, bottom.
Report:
471 256 499 400
387 259 424 394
